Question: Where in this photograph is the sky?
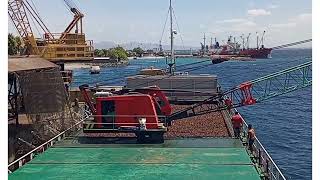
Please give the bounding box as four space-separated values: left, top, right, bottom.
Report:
8 0 312 48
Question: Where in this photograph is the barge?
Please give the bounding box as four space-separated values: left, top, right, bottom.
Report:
8 103 286 180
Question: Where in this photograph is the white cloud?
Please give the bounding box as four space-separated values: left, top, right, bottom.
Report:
247 9 271 16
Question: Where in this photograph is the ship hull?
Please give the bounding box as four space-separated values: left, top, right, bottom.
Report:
239 48 272 58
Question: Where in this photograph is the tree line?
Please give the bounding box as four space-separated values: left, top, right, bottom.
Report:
8 33 23 55
94 46 145 59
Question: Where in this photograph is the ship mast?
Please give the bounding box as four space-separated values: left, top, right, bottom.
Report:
256 32 259 49
168 0 175 74
203 33 206 52
261 30 266 48
246 33 251 49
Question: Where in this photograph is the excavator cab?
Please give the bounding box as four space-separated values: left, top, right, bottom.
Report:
80 84 170 143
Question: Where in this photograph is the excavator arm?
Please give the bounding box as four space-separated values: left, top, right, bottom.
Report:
79 84 96 114
167 61 312 123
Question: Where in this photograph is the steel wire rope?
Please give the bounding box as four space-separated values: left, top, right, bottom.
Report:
272 39 312 50
72 55 307 88
127 63 216 89
71 61 214 87
23 0 52 39
62 0 74 15
172 9 185 49
71 0 82 13
72 52 310 89
160 8 170 45
70 57 309 86
26 9 42 39
145 55 310 91
71 58 213 85
167 56 311 92
30 0 42 19
107 57 311 115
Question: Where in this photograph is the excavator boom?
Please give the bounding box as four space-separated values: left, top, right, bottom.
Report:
168 61 312 123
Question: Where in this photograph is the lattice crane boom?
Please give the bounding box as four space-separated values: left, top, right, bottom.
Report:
60 0 84 40
8 0 55 55
168 61 312 122
8 0 38 54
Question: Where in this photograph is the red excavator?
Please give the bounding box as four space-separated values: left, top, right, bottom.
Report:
79 61 311 143
79 84 172 143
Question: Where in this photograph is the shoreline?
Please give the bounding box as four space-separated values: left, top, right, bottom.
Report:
65 61 129 70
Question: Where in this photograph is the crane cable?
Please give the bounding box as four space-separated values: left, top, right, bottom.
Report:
272 39 312 50
165 56 311 91
30 0 41 19
160 8 170 46
62 0 73 15
123 55 310 91
127 63 215 89
172 9 185 49
72 56 311 96
63 0 82 13
72 58 213 85
72 53 310 89
72 60 214 87
23 0 42 38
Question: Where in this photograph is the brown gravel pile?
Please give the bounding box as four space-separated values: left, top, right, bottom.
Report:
84 104 230 139
165 105 230 138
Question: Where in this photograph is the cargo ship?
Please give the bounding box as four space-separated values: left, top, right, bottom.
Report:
239 47 272 58
204 32 272 59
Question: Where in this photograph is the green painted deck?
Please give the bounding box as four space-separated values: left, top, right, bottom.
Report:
9 138 261 180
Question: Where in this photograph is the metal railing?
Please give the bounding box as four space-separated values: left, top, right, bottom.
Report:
220 95 286 180
84 114 167 130
8 107 88 173
240 118 286 180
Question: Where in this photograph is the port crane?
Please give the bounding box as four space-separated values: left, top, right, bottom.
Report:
79 61 311 143
60 0 84 39
8 0 94 61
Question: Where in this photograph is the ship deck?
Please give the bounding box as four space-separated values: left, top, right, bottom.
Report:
8 105 265 180
9 138 261 180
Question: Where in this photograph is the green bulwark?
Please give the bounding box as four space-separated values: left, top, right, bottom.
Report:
9 138 261 180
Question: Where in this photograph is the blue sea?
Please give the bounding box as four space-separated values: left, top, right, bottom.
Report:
71 49 312 180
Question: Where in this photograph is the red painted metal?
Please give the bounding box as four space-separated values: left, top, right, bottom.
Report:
239 48 272 58
239 82 256 105
136 87 172 116
79 85 96 114
96 95 160 129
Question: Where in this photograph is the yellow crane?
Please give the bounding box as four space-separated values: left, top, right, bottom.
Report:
8 0 94 62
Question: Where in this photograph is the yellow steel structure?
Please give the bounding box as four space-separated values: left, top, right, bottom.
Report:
8 0 94 62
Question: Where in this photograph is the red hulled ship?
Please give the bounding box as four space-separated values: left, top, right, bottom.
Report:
204 31 272 59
